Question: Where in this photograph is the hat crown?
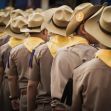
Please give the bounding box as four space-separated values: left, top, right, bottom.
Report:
0 12 5 23
28 13 44 28
52 7 72 28
11 9 25 18
10 16 27 33
25 8 33 13
100 6 111 33
71 3 93 18
66 2 102 36
75 3 93 10
0 11 10 25
5 6 14 13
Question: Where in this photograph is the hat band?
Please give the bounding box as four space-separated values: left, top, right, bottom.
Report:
51 18 66 29
10 27 22 34
99 22 111 35
28 26 41 29
0 23 6 26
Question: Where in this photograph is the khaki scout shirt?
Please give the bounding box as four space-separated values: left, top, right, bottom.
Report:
0 43 12 71
0 43 12 86
0 35 10 46
6 44 32 89
51 44 97 100
0 43 12 111
72 58 111 111
29 43 53 103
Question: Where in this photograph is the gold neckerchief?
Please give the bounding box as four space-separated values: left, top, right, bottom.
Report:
24 37 44 52
47 35 89 57
8 37 23 48
65 35 89 47
96 49 111 68
0 32 6 38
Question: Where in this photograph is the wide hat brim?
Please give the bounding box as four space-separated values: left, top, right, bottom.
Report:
84 6 111 48
66 5 102 36
5 27 26 39
20 26 41 33
45 20 67 36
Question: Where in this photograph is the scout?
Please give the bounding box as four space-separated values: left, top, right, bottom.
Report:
6 13 48 111
50 3 102 110
4 6 14 12
10 9 26 19
72 6 111 111
0 9 11 111
0 10 10 46
0 8 25 46
0 16 26 111
27 6 75 111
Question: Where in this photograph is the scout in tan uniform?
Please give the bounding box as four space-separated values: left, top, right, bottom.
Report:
0 16 26 111
50 3 102 110
0 10 15 111
72 6 111 111
0 8 25 47
0 10 11 87
4 6 14 12
26 5 78 111
10 9 25 18
0 10 11 46
6 13 48 111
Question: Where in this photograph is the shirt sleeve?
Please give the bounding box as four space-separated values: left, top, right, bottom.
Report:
5 50 18 77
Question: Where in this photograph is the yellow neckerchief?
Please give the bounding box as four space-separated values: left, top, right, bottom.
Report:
0 32 6 37
24 37 44 52
65 36 89 47
96 49 111 68
47 35 89 57
8 37 23 48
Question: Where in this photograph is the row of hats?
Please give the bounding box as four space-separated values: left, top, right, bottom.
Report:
1 4 111 48
0 5 74 39
0 4 102 36
66 3 111 48
0 6 43 36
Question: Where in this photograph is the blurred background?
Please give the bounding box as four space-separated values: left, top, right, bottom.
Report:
0 0 111 10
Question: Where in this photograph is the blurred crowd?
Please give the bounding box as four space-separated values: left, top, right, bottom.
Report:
0 0 111 9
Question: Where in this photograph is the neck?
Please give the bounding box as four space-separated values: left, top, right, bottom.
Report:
78 24 98 45
30 33 42 38
99 44 111 49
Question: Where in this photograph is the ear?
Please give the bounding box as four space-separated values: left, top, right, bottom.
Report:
43 29 48 35
77 24 86 36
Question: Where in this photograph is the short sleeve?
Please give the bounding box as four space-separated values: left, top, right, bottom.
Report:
5 50 18 77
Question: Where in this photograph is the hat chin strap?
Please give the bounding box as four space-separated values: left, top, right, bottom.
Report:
99 22 111 35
